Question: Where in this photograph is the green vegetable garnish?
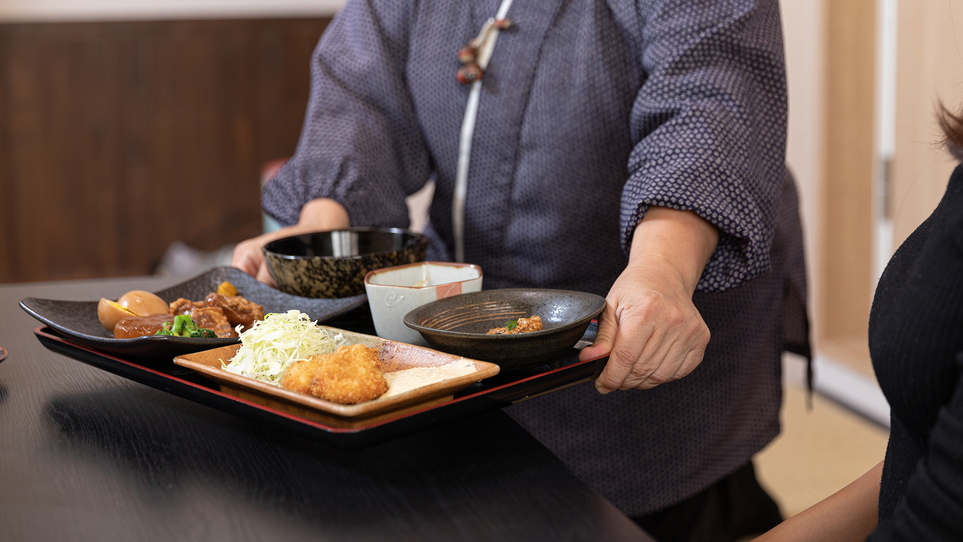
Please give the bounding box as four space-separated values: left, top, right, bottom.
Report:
503 319 518 331
155 314 217 338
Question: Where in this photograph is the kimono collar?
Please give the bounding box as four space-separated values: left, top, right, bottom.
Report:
453 0 514 263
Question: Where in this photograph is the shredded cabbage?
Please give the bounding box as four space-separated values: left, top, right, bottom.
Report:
222 310 344 385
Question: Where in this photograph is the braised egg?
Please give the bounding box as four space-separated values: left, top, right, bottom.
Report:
97 298 136 333
117 290 169 316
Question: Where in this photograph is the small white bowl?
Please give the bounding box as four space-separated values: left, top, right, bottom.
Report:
364 262 483 345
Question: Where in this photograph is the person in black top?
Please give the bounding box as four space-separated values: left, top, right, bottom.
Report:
756 104 963 540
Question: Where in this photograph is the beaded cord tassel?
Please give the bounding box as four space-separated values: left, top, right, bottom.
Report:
457 17 513 85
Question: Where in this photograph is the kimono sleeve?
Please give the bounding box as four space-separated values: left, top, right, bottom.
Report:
262 0 432 229
623 0 788 291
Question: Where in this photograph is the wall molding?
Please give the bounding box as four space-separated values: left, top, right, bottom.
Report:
783 352 891 429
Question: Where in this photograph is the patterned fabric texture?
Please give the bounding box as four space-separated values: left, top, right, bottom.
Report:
262 0 808 515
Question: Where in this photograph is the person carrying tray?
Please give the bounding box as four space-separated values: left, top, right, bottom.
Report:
232 1 809 540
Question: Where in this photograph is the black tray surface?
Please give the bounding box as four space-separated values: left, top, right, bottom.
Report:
33 321 606 449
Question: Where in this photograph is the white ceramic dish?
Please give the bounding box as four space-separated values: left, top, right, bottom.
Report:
364 262 482 345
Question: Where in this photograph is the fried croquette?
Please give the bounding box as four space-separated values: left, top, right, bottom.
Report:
281 344 388 404
280 356 325 394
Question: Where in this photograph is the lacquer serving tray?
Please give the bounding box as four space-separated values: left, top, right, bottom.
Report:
33 322 607 449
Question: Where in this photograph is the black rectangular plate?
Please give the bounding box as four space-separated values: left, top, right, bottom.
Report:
20 267 368 366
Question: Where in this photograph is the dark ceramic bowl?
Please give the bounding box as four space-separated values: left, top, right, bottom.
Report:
403 289 606 370
263 228 429 298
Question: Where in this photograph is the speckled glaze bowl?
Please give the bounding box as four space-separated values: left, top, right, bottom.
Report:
262 228 429 298
403 289 606 370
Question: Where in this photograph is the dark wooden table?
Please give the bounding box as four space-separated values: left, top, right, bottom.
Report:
0 275 653 541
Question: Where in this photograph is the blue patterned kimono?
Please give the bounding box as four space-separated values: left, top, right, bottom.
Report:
263 0 808 515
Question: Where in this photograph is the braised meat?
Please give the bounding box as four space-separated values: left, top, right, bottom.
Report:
114 314 176 339
169 298 205 316
204 293 264 329
105 285 263 339
190 306 237 338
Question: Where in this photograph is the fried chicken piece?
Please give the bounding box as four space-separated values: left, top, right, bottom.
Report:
190 306 237 338
204 293 264 331
281 344 388 404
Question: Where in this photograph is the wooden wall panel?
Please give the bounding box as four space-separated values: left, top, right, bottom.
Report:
817 0 876 375
0 18 329 283
892 2 963 247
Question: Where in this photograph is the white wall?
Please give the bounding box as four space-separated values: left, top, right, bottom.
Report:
0 0 346 21
777 0 893 425
780 0 824 327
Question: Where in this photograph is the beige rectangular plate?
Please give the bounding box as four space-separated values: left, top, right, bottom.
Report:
173 326 500 425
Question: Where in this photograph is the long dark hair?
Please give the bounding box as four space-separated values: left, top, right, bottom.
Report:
937 101 963 161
